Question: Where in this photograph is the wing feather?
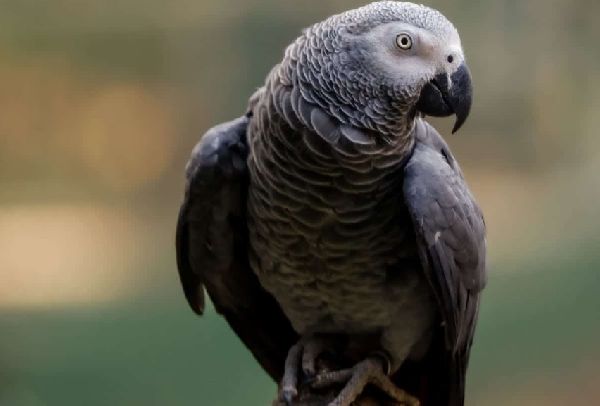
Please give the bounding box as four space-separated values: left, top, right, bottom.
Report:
403 119 487 406
175 115 298 381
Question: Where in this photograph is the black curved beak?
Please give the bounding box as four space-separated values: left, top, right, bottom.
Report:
416 62 473 134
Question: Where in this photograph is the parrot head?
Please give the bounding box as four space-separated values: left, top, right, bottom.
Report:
289 1 473 136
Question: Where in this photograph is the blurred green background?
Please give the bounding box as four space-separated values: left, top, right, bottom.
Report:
1 1 599 405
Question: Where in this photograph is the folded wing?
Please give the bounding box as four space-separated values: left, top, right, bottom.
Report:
403 120 487 406
175 115 298 381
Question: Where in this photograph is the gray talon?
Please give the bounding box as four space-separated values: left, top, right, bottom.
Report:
281 335 337 405
283 390 295 406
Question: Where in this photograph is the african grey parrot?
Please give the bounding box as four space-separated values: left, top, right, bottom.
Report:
175 2 487 406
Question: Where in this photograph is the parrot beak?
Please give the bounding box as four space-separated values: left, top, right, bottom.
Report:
415 62 473 134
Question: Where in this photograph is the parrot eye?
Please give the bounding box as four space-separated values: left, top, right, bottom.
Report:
395 34 412 50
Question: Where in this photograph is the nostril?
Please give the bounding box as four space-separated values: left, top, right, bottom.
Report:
447 55 454 63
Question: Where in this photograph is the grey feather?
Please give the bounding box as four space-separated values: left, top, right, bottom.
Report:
175 115 298 381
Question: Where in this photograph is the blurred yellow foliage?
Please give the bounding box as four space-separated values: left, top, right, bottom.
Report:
0 204 148 308
76 84 176 191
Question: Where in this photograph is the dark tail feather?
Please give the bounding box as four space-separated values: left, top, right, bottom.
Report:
392 332 468 406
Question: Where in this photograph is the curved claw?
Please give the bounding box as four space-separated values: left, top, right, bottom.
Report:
370 350 392 375
281 335 339 405
283 389 295 406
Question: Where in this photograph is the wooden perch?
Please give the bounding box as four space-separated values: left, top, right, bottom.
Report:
270 388 399 406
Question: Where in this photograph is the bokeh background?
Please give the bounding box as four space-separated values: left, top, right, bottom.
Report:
1 1 599 405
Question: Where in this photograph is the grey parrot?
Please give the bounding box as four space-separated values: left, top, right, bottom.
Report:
175 2 487 406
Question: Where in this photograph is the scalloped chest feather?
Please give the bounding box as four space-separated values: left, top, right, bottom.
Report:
245 83 433 336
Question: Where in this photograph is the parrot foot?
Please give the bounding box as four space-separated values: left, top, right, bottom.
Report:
280 335 339 406
307 355 420 406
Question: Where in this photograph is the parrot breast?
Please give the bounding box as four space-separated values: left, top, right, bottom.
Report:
245 83 435 340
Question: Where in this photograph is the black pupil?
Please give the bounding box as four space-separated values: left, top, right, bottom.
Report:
447 55 454 63
401 37 408 45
